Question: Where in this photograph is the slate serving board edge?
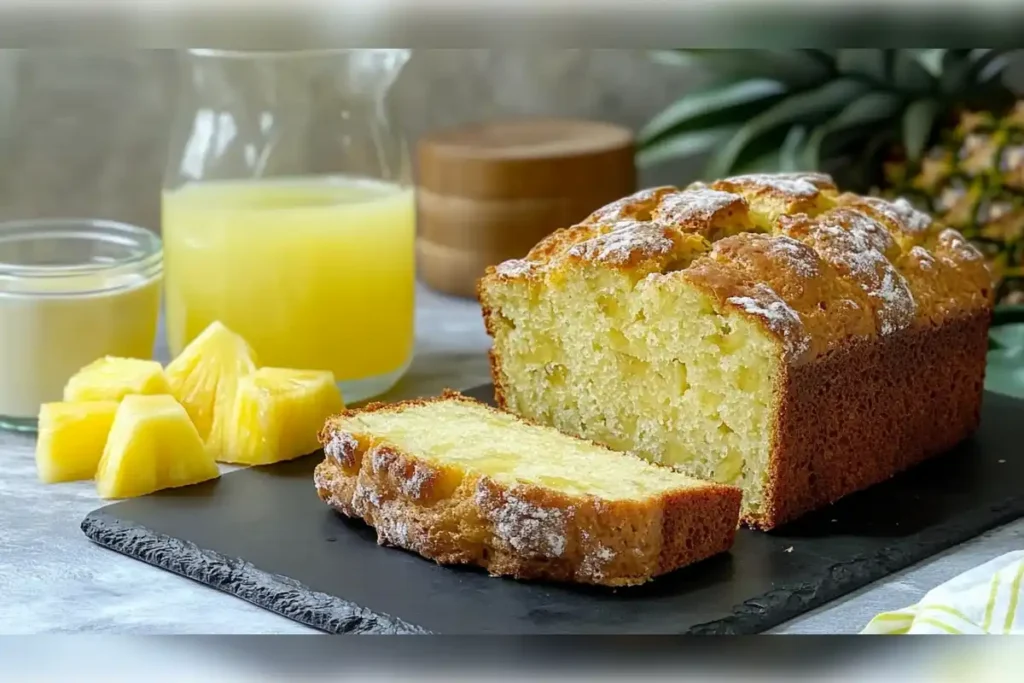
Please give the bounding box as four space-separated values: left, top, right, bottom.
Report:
82 485 1024 635
686 493 1024 634
80 511 430 634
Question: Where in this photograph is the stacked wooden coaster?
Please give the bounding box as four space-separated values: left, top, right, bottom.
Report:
416 119 636 298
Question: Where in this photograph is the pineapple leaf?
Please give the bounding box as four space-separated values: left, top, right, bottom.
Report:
636 126 737 169
638 79 788 147
892 51 938 93
938 49 984 94
802 92 904 170
966 48 1016 84
727 127 792 177
835 50 888 83
912 49 947 78
779 126 809 172
665 49 833 87
902 98 942 162
707 79 869 179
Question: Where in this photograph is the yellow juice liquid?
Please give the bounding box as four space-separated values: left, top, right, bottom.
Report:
162 176 415 400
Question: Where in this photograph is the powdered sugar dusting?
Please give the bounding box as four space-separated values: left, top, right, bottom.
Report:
861 196 933 233
495 258 536 277
584 186 674 224
769 235 820 278
401 464 432 498
392 521 410 546
806 210 916 335
910 245 936 270
368 447 432 499
476 481 569 558
352 479 382 514
727 283 810 359
325 431 359 464
776 171 835 188
653 188 744 225
580 544 617 580
938 228 984 263
721 172 822 197
376 517 411 548
312 466 330 493
567 221 674 265
370 448 390 474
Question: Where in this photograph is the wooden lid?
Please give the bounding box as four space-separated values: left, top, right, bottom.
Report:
417 119 635 200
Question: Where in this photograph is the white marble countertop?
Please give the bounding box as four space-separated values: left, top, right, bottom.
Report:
1 282 1021 635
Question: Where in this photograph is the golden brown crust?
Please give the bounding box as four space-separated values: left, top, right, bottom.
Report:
479 171 993 366
315 392 742 586
752 310 989 529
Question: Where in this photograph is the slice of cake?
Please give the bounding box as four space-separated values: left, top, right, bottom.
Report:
478 172 993 530
314 391 742 587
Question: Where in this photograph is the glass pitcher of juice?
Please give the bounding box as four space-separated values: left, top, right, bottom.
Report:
162 49 414 403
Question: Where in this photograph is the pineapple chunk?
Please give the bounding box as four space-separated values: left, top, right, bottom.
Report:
225 367 345 465
63 357 170 402
35 401 119 483
95 394 220 499
164 321 258 458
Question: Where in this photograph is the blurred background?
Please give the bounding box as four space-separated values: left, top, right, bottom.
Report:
0 49 710 235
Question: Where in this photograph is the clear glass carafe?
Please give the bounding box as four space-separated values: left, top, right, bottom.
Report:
162 49 413 403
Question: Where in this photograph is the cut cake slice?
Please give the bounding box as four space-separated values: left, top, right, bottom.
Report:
315 390 741 587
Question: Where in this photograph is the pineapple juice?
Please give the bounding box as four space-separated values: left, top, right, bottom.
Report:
162 176 416 402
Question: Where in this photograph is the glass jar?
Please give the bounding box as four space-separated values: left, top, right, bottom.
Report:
0 219 163 432
162 49 414 404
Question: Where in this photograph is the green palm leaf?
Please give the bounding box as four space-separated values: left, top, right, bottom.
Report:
779 126 809 172
902 98 942 162
967 49 1017 84
803 91 904 169
892 51 938 93
707 79 869 179
912 49 947 78
835 50 888 83
638 79 788 147
637 126 737 168
729 127 794 176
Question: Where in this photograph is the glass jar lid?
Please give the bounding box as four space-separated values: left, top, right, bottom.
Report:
0 218 163 297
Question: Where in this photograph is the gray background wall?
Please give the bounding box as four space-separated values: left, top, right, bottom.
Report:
0 49 703 234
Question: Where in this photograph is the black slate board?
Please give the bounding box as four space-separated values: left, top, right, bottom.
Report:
82 385 1024 634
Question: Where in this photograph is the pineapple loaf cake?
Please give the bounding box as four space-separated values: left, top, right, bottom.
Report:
478 171 993 530
314 391 742 586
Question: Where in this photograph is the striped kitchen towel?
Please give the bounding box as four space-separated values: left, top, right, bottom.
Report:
862 551 1024 634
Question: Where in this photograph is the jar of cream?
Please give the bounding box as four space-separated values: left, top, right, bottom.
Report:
0 219 163 432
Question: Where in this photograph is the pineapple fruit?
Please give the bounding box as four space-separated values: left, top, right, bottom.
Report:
35 401 119 483
884 102 1024 304
639 49 1024 304
40 319 349 497
164 321 258 459
95 394 220 499
63 357 170 402
225 368 345 465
